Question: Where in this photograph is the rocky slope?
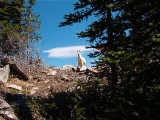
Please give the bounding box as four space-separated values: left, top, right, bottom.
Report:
0 62 95 120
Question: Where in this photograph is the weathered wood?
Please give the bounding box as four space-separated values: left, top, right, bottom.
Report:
6 84 22 91
1 58 30 80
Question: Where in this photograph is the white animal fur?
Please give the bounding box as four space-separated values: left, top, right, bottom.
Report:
77 50 86 70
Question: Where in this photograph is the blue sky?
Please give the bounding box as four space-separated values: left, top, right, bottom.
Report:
34 0 97 68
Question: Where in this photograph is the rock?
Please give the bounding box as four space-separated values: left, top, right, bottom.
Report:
44 93 49 96
44 80 49 83
29 76 33 80
41 67 57 76
6 84 22 91
30 89 36 95
30 87 39 95
47 70 57 76
72 67 77 72
37 78 45 82
61 65 76 71
32 87 39 90
76 86 81 90
33 76 39 79
80 66 87 71
86 67 98 74
0 96 18 120
0 65 10 83
1 58 30 80
26 83 34 87
41 70 48 74
77 66 87 72
61 75 70 82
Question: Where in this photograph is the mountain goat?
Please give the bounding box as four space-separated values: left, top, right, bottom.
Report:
77 50 87 71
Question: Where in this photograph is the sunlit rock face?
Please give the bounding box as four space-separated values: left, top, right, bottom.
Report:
0 65 10 83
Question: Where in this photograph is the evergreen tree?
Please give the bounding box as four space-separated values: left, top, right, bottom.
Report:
115 0 160 82
60 0 160 83
59 0 126 84
60 0 160 119
0 0 41 60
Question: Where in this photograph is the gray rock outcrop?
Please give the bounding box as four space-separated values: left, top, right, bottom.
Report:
1 58 30 80
0 96 18 120
0 65 10 83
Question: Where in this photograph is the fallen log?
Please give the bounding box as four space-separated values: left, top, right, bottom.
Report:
1 58 30 80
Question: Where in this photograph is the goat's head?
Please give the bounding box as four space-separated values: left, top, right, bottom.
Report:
77 50 81 55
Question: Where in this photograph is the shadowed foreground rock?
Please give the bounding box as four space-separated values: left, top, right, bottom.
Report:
0 96 18 120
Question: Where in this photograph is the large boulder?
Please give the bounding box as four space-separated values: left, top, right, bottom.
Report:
0 96 18 120
0 65 10 83
1 58 30 80
61 65 76 71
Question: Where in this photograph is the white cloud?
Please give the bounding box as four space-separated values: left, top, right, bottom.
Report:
43 45 93 58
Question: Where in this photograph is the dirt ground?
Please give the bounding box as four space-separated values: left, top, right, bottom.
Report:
1 64 88 98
